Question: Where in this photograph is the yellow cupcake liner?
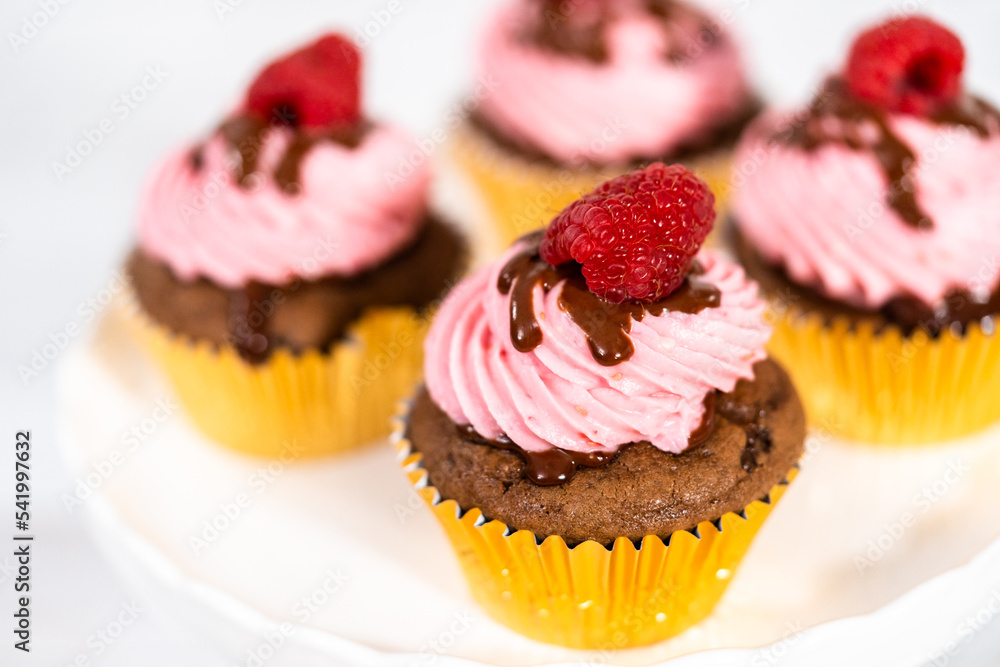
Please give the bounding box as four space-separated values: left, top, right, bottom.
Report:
451 123 734 249
129 297 429 458
766 306 1000 444
393 406 797 649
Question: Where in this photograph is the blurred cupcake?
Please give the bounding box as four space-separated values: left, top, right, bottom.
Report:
453 0 758 247
731 16 1000 444
127 34 466 457
397 164 804 648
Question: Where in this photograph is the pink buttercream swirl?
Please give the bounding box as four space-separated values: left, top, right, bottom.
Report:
137 122 431 288
733 110 1000 308
477 0 750 165
424 242 770 455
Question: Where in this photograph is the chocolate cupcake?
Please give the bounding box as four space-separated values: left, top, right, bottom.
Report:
452 0 759 246
730 16 1000 443
128 34 465 457
397 164 804 648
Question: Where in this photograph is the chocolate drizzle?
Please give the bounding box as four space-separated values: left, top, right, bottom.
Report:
648 0 722 64
533 0 610 63
211 113 371 194
687 390 716 447
189 146 205 172
715 391 772 473
458 425 617 486
643 0 674 18
735 227 1000 337
184 113 379 363
130 216 466 366
497 234 721 366
928 95 998 136
228 282 272 364
457 391 716 486
781 78 1000 229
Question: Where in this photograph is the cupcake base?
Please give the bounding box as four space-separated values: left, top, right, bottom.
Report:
397 360 804 648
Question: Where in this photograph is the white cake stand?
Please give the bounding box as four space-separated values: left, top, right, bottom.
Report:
56 303 1000 667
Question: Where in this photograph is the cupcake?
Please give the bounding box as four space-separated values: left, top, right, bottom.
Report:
396 164 805 648
730 16 1000 444
127 34 466 457
453 0 759 247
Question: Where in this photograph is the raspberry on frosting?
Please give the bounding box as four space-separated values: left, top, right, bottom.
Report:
845 16 964 116
540 163 716 303
246 33 362 129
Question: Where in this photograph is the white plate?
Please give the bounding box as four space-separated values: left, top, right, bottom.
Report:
57 303 1000 667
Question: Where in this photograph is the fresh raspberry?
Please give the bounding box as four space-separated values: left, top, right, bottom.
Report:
246 33 361 129
540 163 716 303
845 16 964 116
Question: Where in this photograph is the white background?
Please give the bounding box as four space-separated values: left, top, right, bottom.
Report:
1 0 999 664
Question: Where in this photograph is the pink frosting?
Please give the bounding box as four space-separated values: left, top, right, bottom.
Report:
477 0 750 165
733 111 1000 308
137 123 430 288
424 243 770 454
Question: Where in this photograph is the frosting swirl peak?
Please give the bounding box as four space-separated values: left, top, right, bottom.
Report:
424 240 771 455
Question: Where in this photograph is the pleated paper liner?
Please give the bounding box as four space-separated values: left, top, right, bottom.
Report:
393 407 797 649
766 306 1000 444
127 293 429 458
451 123 735 250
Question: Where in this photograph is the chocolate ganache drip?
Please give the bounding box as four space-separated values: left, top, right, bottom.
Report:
189 113 371 194
458 424 616 486
497 233 721 366
780 78 1000 230
714 390 773 473
458 391 716 486
532 0 610 63
473 233 724 485
228 281 273 364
